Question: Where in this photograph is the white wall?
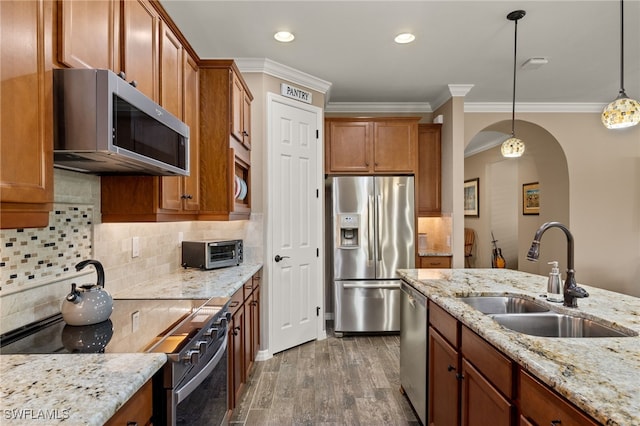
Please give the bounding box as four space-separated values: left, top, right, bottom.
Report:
465 112 639 297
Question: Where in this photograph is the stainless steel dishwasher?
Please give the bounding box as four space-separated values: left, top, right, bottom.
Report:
400 281 427 424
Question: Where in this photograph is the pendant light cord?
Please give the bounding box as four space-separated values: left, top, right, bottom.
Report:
619 0 625 96
511 17 518 137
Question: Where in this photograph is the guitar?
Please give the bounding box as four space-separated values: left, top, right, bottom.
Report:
491 231 506 269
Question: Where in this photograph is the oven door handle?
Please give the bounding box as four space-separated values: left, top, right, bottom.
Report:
175 329 228 404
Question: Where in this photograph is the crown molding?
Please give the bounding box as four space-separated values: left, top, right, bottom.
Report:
324 102 432 114
449 84 475 97
234 58 332 94
465 102 607 113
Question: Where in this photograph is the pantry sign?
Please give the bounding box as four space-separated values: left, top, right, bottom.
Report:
281 83 312 104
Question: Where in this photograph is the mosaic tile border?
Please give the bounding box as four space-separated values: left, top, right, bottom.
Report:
0 204 93 295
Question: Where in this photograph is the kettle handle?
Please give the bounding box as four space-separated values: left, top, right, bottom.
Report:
75 259 105 288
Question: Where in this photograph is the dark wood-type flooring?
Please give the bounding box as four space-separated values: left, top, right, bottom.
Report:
229 329 419 425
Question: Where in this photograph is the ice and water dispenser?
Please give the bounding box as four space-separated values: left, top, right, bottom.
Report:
337 214 360 247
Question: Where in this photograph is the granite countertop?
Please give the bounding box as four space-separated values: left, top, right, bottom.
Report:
113 262 263 301
0 353 166 425
418 251 453 257
398 268 640 426
0 263 263 425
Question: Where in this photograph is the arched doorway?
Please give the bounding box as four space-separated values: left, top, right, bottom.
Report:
464 119 570 276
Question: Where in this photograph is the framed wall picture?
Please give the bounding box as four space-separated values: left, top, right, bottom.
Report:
523 182 540 215
464 178 479 217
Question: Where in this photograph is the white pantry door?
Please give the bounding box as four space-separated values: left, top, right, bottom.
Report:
267 93 323 354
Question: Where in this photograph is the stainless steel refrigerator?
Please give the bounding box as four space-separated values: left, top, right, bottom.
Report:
331 176 415 334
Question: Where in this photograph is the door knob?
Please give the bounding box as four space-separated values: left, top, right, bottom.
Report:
274 255 290 262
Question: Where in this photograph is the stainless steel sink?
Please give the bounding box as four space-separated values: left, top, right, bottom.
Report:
490 313 637 338
458 296 550 314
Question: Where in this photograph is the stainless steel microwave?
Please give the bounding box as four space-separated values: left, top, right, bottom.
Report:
53 68 189 176
181 240 244 270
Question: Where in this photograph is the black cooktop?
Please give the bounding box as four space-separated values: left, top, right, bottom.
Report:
0 298 215 354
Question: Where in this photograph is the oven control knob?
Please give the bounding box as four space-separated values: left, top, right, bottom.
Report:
183 349 200 365
196 340 207 352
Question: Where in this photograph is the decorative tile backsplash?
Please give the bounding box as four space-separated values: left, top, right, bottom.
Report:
0 204 93 295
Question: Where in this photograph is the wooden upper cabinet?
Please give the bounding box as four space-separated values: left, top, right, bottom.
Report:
121 0 159 101
325 120 372 173
1 0 54 229
417 123 442 216
325 117 419 174
57 0 119 70
230 70 252 149
372 120 417 173
199 60 252 221
101 42 199 222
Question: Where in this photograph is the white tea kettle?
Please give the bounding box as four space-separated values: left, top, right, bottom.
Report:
61 259 113 326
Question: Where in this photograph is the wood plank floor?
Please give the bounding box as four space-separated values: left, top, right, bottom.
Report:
229 330 420 425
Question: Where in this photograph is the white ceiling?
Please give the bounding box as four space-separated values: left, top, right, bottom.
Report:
159 0 640 113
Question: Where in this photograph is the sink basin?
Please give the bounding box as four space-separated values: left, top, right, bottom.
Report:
490 313 637 338
458 296 550 314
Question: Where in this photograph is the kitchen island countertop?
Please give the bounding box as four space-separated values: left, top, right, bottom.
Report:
399 268 640 426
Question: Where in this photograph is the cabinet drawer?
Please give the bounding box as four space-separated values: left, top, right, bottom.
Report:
519 370 599 426
419 256 451 268
461 326 514 398
105 379 152 426
228 286 245 315
429 301 459 347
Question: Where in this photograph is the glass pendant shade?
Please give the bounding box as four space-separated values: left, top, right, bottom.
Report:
501 137 525 158
601 93 640 129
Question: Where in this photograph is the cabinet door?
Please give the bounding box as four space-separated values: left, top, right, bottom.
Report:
231 71 244 143
159 22 184 211
104 379 153 426
57 0 118 70
461 359 512 426
250 278 261 361
417 124 442 215
121 0 158 101
326 120 372 173
242 89 252 149
230 301 245 409
373 120 417 173
428 327 460 426
181 53 200 212
1 0 53 229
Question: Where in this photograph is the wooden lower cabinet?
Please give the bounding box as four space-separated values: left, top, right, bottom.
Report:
423 297 600 426
228 270 261 413
461 359 512 426
419 255 452 268
428 326 460 426
105 379 153 426
519 370 598 426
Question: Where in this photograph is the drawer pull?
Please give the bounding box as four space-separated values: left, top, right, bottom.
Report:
447 365 456 372
551 421 562 426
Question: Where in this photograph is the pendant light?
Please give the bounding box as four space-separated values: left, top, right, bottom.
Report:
601 0 640 129
501 10 526 158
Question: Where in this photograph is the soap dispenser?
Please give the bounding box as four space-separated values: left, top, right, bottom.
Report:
546 261 563 302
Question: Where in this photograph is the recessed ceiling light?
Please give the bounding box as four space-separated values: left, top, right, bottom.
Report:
394 33 415 44
274 31 295 42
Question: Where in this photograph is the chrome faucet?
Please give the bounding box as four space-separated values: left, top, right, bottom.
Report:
527 222 589 308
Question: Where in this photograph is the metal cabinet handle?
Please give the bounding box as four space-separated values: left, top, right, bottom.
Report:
181 194 193 199
447 365 456 372
551 421 562 426
232 326 241 336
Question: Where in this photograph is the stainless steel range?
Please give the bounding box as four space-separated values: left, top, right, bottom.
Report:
0 297 230 426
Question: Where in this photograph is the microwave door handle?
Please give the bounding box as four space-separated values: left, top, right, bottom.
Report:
174 331 228 404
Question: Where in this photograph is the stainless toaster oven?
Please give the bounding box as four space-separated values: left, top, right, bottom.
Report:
181 240 243 270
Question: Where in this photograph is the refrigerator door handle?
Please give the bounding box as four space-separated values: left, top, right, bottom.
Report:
368 195 374 262
376 194 382 261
